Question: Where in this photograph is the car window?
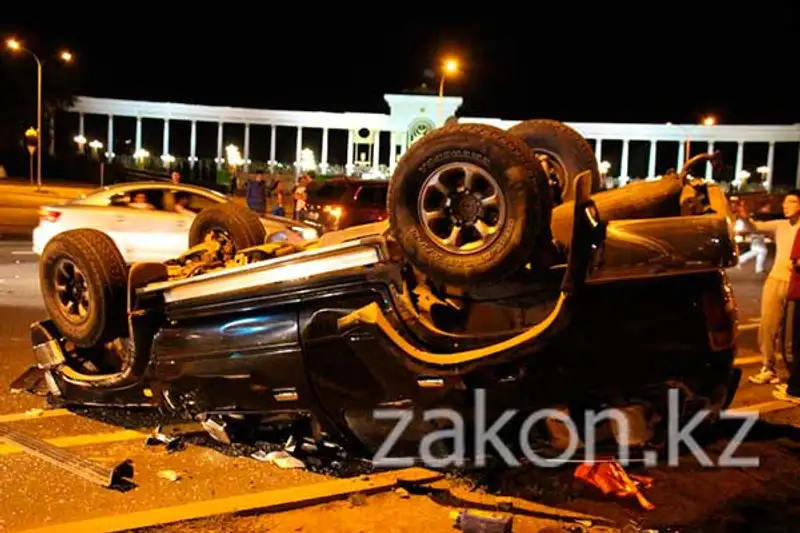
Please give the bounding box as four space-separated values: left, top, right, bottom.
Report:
355 186 387 207
313 183 349 201
186 193 219 213
127 189 165 211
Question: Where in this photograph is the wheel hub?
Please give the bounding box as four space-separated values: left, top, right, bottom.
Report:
454 193 481 224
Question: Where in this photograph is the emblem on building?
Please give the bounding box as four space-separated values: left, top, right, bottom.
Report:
407 117 435 145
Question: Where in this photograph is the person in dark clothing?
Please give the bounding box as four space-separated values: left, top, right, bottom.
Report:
245 171 268 214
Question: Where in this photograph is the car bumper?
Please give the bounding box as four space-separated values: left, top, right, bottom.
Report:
31 225 57 255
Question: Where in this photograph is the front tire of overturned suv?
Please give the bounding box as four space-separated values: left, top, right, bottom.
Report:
388 123 552 286
39 229 129 348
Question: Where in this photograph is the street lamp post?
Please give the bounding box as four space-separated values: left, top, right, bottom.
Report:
5 37 72 188
438 58 459 125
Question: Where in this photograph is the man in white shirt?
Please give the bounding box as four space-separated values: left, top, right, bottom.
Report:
749 190 800 384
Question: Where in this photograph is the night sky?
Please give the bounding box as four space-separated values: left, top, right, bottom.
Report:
2 7 798 124
1 7 798 181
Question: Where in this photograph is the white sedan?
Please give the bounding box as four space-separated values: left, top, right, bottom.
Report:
33 181 319 264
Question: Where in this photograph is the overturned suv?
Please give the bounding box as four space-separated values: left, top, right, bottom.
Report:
15 120 740 463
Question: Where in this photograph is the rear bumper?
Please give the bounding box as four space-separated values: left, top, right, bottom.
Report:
32 225 57 255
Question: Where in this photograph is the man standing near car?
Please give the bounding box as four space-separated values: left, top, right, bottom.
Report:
245 171 268 215
749 190 800 385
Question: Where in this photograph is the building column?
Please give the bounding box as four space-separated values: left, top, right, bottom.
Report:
705 141 715 180
134 117 142 152
162 119 170 157
388 132 398 174
372 130 381 170
620 139 630 181
766 141 775 192
216 122 223 168
346 129 355 175
189 121 197 168
734 141 744 181
647 140 656 178
106 115 114 159
676 141 684 170
295 126 303 176
243 123 251 171
399 129 408 157
320 128 329 174
268 125 277 168
595 139 603 163
795 143 800 189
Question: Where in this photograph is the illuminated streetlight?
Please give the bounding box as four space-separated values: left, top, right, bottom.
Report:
702 115 716 126
438 57 460 125
5 36 74 188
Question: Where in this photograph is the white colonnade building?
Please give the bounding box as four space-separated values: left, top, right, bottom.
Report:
69 93 800 190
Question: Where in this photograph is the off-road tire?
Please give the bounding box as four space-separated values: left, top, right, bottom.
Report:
388 123 551 286
188 203 267 250
40 229 129 348
508 119 601 204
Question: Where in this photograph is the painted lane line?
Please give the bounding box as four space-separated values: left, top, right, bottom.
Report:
17 467 444 533
0 408 73 424
726 399 795 416
734 355 763 366
739 323 760 331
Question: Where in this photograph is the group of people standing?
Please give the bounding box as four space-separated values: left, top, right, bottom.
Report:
243 171 313 219
740 190 800 402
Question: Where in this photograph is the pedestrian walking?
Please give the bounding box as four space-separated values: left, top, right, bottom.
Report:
749 190 800 385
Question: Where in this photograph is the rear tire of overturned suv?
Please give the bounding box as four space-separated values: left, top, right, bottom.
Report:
507 119 601 204
188 203 267 251
388 123 552 286
39 229 129 348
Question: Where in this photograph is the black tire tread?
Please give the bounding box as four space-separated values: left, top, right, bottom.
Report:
388 122 552 285
508 119 601 203
40 229 129 347
188 203 267 250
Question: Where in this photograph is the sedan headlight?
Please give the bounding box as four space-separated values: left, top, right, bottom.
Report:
292 226 319 241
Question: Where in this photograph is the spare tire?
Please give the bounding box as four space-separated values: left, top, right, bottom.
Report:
188 203 267 251
40 229 129 348
388 123 552 286
507 119 601 204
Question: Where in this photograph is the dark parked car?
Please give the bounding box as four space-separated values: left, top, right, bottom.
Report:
14 121 740 463
301 177 387 232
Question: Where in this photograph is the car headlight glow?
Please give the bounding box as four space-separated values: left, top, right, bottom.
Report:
293 226 319 241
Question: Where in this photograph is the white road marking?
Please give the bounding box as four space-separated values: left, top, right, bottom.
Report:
10 251 35 256
739 323 760 331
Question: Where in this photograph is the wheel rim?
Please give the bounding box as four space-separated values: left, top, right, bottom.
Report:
417 162 506 255
535 150 569 199
53 258 90 323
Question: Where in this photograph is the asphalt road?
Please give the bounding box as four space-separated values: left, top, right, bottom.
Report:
0 240 796 532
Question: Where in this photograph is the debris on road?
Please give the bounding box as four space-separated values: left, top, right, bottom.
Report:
574 459 654 511
251 450 305 469
0 421 134 490
158 469 181 482
451 509 514 533
144 425 185 453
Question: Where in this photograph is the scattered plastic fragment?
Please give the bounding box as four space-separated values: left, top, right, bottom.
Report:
158 469 180 482
451 509 513 533
252 450 305 469
144 425 185 453
574 459 654 511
